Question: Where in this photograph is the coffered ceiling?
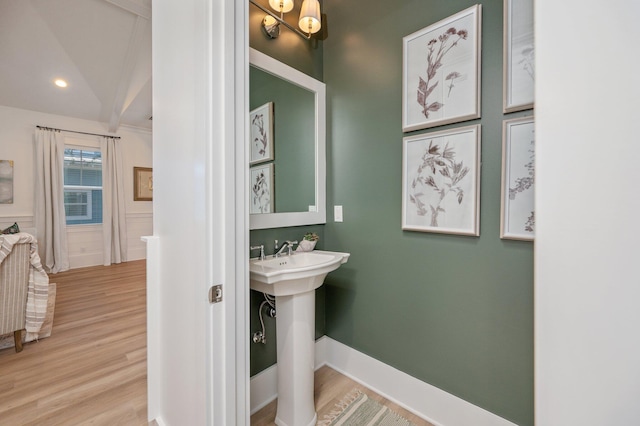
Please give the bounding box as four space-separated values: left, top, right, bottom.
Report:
0 0 152 132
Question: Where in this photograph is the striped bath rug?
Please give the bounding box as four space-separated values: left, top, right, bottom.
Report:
317 389 416 426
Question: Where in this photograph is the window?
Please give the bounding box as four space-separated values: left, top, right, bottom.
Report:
63 148 102 225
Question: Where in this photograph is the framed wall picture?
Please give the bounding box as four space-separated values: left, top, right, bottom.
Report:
250 163 274 214
0 160 14 204
402 5 482 132
503 0 534 112
134 167 153 201
250 102 275 165
501 116 535 240
402 124 481 236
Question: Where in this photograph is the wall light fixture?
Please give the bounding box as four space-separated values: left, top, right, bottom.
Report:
250 0 323 40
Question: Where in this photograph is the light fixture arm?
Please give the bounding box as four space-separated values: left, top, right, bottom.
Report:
250 0 312 40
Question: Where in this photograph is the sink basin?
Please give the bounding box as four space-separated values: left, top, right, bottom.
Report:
249 250 350 296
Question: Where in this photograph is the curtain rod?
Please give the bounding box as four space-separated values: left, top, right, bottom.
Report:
36 125 121 140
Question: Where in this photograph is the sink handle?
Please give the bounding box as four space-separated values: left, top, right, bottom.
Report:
285 240 298 256
250 244 265 260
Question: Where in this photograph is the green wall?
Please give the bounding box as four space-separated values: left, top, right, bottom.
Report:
249 1 533 424
322 1 533 425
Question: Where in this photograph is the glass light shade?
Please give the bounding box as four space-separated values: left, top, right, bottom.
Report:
269 0 294 13
298 0 322 34
298 0 321 34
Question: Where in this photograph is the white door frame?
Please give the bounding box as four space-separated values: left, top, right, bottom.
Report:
149 0 249 424
224 0 250 423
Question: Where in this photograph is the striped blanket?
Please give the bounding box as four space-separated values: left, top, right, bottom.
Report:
0 233 49 340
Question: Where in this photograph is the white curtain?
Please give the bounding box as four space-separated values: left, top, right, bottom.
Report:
100 136 128 265
34 128 70 273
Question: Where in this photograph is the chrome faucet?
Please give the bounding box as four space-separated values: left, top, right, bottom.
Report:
250 244 265 260
274 240 298 257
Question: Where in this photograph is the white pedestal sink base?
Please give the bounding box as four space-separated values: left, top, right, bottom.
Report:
249 251 350 426
274 291 317 426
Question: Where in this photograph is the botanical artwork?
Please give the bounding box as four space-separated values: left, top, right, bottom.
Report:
0 160 14 204
403 5 481 132
250 102 274 165
402 125 481 235
250 163 274 214
503 0 534 112
501 117 535 240
417 29 469 119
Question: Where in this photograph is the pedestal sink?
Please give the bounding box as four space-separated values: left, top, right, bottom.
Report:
250 250 350 426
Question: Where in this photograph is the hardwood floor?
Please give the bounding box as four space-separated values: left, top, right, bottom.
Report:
251 365 435 426
1 260 432 425
0 260 148 425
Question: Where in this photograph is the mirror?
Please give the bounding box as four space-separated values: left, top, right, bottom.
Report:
249 48 326 230
250 67 315 213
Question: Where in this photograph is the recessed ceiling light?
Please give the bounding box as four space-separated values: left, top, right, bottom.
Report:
54 79 68 88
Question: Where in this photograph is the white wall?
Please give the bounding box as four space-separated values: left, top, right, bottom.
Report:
0 104 152 268
535 1 640 425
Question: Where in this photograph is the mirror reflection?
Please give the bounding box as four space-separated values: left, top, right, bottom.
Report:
248 48 326 230
250 66 316 214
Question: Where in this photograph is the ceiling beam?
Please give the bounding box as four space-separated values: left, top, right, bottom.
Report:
103 0 151 20
108 16 150 132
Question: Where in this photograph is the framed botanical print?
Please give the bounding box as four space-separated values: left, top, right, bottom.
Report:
402 5 482 132
503 0 534 112
402 124 481 236
500 116 535 240
250 102 274 165
250 163 274 214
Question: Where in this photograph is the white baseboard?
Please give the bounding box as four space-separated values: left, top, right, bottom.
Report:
250 337 518 426
127 246 147 261
150 417 166 426
68 252 104 269
249 364 278 415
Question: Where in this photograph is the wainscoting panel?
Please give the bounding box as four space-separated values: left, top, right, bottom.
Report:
127 212 153 261
1 213 152 269
0 215 34 232
66 225 104 269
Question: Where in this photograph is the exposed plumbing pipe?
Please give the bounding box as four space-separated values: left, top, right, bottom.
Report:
253 293 276 344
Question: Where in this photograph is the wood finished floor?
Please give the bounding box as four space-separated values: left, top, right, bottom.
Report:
1 260 433 425
0 260 148 425
251 365 435 426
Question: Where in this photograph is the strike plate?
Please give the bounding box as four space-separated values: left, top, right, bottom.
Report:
209 285 223 303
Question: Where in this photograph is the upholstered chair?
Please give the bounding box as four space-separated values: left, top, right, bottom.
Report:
0 242 30 352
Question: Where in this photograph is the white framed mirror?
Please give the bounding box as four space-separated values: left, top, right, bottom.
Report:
249 48 326 230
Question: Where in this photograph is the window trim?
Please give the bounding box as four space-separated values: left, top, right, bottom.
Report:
63 147 103 225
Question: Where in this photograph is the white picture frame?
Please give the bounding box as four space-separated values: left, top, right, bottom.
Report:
500 116 535 240
402 124 481 236
250 163 274 214
402 5 482 132
250 102 274 165
503 0 534 113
